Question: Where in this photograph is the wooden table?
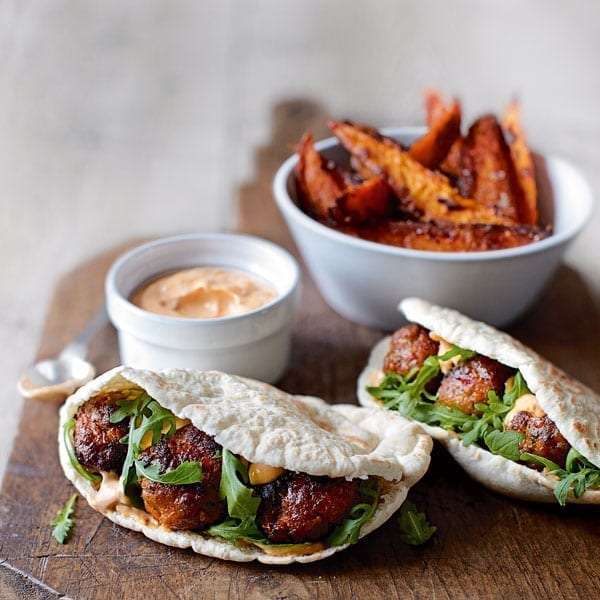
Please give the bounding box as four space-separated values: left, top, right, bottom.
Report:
1 101 599 599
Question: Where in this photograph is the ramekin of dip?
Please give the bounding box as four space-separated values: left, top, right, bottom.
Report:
105 234 300 383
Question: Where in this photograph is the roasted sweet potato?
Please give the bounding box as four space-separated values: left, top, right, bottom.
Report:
423 88 448 126
328 120 515 226
333 176 391 222
294 133 391 223
294 133 342 218
421 89 464 177
456 115 528 223
332 219 551 252
439 137 463 178
409 94 461 170
294 91 545 253
502 100 538 225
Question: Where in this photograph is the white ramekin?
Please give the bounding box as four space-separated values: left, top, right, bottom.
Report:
105 233 301 383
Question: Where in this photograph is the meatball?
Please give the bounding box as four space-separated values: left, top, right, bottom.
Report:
139 425 226 531
506 411 571 467
437 355 514 415
384 324 439 376
73 392 129 474
256 472 361 544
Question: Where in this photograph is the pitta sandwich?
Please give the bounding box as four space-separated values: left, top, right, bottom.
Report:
358 298 600 504
58 366 432 564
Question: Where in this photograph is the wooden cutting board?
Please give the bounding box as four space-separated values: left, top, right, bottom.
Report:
1 100 599 599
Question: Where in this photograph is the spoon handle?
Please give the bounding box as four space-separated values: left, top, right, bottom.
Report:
59 305 109 361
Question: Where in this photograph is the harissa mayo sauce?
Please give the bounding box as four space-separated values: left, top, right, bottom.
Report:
130 267 277 318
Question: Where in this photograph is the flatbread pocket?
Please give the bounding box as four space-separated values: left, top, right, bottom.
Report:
59 366 432 564
358 298 600 504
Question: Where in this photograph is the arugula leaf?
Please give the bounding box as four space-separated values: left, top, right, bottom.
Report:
504 371 531 403
108 388 150 423
484 429 523 461
206 516 266 542
523 449 600 506
206 449 265 543
565 447 592 472
397 501 436 546
117 393 178 493
208 452 381 549
368 345 478 420
134 459 203 485
459 391 517 448
439 345 477 363
429 403 471 430
368 351 525 458
51 493 77 544
218 449 260 520
326 478 380 546
63 418 101 484
367 347 600 505
519 453 561 473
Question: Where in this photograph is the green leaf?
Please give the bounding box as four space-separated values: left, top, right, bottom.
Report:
397 501 436 546
326 478 380 547
208 454 382 549
520 450 600 506
438 345 477 363
108 389 149 423
206 517 266 543
63 418 101 484
503 371 531 405
366 359 439 420
218 449 260 520
367 345 494 433
519 452 562 473
484 429 524 461
51 493 77 544
118 395 178 493
429 403 470 429
205 450 266 544
134 459 204 485
553 475 577 506
565 447 596 472
369 345 600 506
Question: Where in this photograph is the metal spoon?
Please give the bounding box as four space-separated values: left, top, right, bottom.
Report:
17 305 109 402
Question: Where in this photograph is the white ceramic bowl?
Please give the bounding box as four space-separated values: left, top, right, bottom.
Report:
273 127 593 330
105 234 300 383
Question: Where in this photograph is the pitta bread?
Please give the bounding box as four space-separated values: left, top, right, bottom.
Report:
58 366 432 564
357 298 600 503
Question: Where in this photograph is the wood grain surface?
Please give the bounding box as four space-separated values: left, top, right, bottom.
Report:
1 100 599 599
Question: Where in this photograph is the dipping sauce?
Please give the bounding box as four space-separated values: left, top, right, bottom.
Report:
130 267 277 319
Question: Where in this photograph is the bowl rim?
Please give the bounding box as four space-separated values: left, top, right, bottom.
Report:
273 126 594 262
105 232 301 327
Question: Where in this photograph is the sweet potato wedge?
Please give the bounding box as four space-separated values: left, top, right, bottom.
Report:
457 115 527 223
333 176 391 222
502 100 538 225
423 88 449 125
421 89 464 177
409 95 462 170
332 219 551 252
328 120 515 226
295 132 343 218
439 137 463 178
294 133 391 223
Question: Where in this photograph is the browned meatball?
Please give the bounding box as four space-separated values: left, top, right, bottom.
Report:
73 392 129 474
384 324 439 376
506 411 571 467
139 425 226 531
255 472 361 544
437 355 514 415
